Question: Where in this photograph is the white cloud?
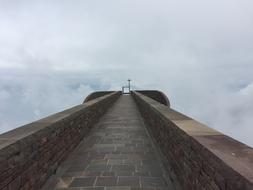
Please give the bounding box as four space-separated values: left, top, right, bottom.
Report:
0 70 101 133
0 0 253 146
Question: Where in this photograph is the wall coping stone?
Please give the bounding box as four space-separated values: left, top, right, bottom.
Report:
0 92 118 148
136 90 170 106
83 91 116 103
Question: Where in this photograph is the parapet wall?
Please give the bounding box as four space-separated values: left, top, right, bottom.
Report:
0 91 120 190
132 91 253 190
83 91 116 103
136 90 170 106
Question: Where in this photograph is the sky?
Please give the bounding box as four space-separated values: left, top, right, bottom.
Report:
0 0 253 146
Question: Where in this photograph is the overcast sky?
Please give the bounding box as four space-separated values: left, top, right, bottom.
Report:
1 0 253 146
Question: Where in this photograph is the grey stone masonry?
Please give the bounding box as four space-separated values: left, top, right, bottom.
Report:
0 91 120 190
132 91 253 190
42 95 176 190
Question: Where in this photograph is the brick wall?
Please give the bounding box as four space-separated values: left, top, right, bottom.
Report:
0 91 120 190
132 91 253 190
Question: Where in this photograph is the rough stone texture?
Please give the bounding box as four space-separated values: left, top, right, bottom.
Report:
132 91 253 190
0 91 120 190
42 95 175 190
136 90 170 107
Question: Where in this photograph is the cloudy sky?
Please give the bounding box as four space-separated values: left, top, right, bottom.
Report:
0 0 253 146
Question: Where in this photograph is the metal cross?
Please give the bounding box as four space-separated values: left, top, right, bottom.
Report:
128 79 131 92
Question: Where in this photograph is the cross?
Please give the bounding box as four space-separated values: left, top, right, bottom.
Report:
128 79 131 91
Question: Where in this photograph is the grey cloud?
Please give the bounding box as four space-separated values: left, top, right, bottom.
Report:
0 0 253 146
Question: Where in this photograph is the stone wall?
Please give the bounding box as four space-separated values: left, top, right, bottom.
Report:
83 91 116 103
132 91 253 190
136 90 170 106
0 91 120 190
